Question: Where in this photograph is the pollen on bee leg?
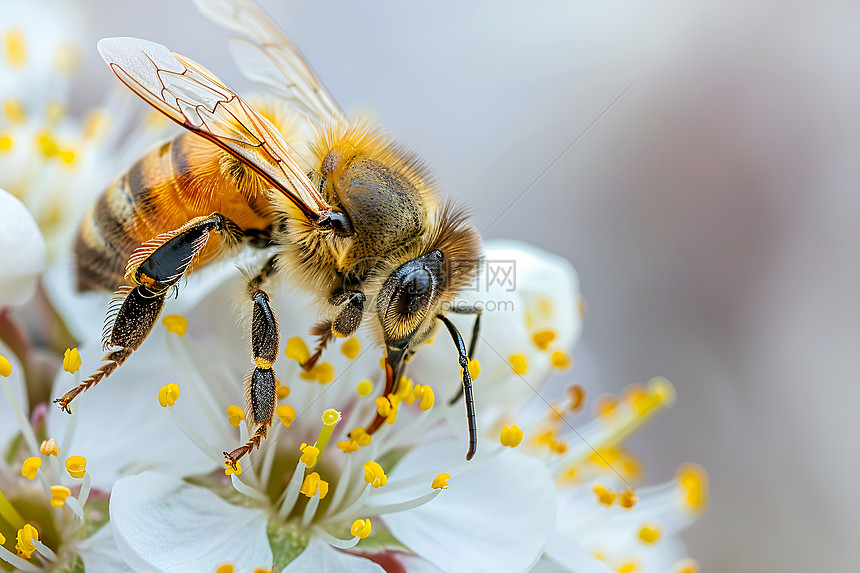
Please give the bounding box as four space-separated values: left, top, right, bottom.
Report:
40 438 60 457
62 347 81 374
49 485 72 508
226 405 245 427
157 383 181 407
350 518 372 539
162 314 188 336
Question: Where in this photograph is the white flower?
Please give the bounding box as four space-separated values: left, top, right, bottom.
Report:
0 188 45 307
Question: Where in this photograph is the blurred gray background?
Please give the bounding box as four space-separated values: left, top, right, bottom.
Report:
65 0 858 570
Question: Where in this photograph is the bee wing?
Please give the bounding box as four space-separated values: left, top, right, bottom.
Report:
97 37 331 222
192 0 346 124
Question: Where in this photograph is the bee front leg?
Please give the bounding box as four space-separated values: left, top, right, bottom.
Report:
225 273 279 469
302 289 365 371
446 305 482 405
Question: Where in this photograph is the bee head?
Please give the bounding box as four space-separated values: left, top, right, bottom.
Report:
376 249 446 350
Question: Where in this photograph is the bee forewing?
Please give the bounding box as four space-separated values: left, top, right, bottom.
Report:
97 36 331 221
193 0 345 124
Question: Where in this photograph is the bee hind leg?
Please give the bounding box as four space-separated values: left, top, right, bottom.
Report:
225 262 279 469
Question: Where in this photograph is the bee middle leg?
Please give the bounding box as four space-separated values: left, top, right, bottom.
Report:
225 257 280 468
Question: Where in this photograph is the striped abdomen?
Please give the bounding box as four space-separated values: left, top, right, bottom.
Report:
75 132 273 292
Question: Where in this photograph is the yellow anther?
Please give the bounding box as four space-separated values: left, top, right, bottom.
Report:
38 132 59 158
590 448 620 467
49 485 72 508
499 425 524 447
21 457 40 479
216 564 235 573
276 404 296 427
509 353 529 375
276 384 291 400
536 430 567 454
363 461 387 488
648 377 676 408
350 518 372 539
66 455 87 478
254 357 273 369
593 483 615 506
226 405 245 427
619 488 637 509
54 42 80 75
550 349 572 371
349 427 372 447
62 347 81 374
678 464 707 511
3 99 25 124
413 384 435 411
15 524 38 560
40 438 60 457
5 29 26 68
0 135 12 151
285 337 310 364
356 379 373 397
162 314 188 336
672 559 700 573
395 377 414 403
300 443 320 466
637 523 661 544
374 396 398 424
532 329 557 350
566 384 585 412
431 473 450 490
337 440 359 453
299 472 329 499
254 569 273 573
595 395 619 418
0 532 4 544
616 560 639 573
224 460 242 476
341 337 361 360
0 354 10 377
379 357 387 370
314 362 335 384
158 383 181 407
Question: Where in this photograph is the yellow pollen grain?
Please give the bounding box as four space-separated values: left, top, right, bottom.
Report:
567 384 586 412
637 523 661 544
276 404 296 427
276 383 290 400
672 559 700 573
5 29 26 68
21 457 40 480
62 347 81 374
224 460 242 476
350 518 372 539
40 438 60 457
431 473 450 490
216 564 235 573
499 425 524 447
356 379 373 397
532 329 557 350
3 99 25 124
509 353 529 375
363 461 387 488
0 354 12 377
341 336 361 359
593 483 615 507
551 349 572 371
157 383 181 407
619 488 637 509
226 405 244 427
15 524 38 560
299 443 320 466
300 472 329 499
285 337 310 364
49 485 72 508
162 314 188 336
413 384 435 411
66 455 87 478
0 135 12 151
678 464 707 511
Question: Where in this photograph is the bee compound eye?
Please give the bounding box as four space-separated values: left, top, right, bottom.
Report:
395 268 433 317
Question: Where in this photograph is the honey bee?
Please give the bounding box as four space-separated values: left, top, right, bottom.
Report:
55 0 484 465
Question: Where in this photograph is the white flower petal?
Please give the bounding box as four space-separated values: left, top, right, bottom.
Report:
110 472 272 573
0 189 45 307
78 522 135 573
48 330 218 490
284 538 384 573
0 339 27 446
379 440 556 573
